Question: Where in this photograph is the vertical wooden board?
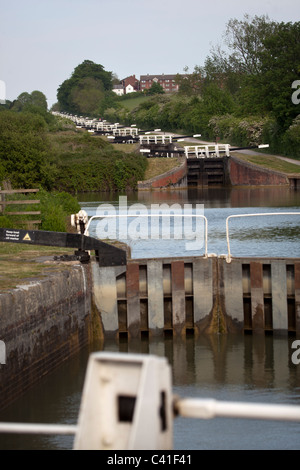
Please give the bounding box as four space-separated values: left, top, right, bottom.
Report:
147 260 164 332
192 258 213 323
250 262 264 332
126 263 141 337
91 263 118 334
223 260 244 324
171 261 185 333
271 260 288 332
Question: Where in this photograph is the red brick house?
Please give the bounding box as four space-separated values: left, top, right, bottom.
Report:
139 74 180 93
121 75 140 93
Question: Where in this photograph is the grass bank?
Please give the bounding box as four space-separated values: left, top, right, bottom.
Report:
232 152 300 174
143 157 183 180
0 243 75 290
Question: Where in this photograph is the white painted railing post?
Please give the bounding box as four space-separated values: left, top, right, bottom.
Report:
225 212 300 263
73 352 173 450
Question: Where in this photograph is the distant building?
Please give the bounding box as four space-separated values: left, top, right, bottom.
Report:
122 75 139 93
112 84 124 96
139 74 180 93
112 73 186 95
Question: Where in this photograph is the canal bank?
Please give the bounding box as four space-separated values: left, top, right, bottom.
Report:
0 261 96 411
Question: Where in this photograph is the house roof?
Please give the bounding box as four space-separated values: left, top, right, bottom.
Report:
140 74 179 81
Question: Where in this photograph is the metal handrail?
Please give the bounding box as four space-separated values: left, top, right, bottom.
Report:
0 422 77 435
226 212 300 263
84 214 208 257
1 397 300 437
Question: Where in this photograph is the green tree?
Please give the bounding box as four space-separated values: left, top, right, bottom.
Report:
0 111 52 188
202 15 277 95
57 60 113 114
145 81 165 95
176 66 204 96
70 77 105 115
12 90 48 112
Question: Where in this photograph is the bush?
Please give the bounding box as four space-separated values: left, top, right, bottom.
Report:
281 115 300 158
39 190 81 232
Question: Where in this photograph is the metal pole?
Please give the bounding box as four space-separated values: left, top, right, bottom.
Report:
175 398 300 422
0 422 77 435
226 212 300 263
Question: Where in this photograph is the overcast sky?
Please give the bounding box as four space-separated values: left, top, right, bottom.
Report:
0 0 299 108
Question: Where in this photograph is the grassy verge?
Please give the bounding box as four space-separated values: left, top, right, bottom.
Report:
232 152 300 174
143 157 183 180
119 95 152 111
0 243 76 290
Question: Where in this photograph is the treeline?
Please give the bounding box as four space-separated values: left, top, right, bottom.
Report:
102 16 300 158
0 110 147 193
0 106 147 230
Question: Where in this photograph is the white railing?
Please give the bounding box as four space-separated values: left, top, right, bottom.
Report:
175 398 300 421
226 212 300 263
84 214 208 257
1 398 300 438
112 127 138 136
0 422 77 435
139 134 173 144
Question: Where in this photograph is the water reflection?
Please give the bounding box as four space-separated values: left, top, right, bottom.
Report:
1 334 300 450
78 186 300 209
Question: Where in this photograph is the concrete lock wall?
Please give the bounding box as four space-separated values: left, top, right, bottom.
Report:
91 256 300 338
0 264 93 411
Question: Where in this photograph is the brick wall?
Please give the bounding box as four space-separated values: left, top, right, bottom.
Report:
229 155 289 186
138 159 187 190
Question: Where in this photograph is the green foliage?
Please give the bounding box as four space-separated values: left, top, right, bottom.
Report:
0 189 80 232
0 215 13 228
0 110 51 188
39 190 81 232
104 16 300 158
145 82 165 95
208 115 273 146
279 116 300 157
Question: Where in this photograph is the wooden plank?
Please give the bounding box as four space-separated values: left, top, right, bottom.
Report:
0 189 39 194
5 211 41 215
271 260 288 333
171 260 185 335
126 263 141 338
250 262 264 332
147 260 164 334
21 220 41 225
295 263 300 333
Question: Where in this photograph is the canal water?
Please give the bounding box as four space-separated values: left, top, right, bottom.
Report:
1 186 300 450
